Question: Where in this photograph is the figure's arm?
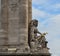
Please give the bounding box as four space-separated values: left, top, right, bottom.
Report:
38 31 41 34
37 29 42 35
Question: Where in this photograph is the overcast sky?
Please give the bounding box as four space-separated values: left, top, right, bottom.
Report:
32 0 60 56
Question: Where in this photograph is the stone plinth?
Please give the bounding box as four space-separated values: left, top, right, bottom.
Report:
0 52 51 56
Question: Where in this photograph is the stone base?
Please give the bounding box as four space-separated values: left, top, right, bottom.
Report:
0 47 51 56
0 53 51 56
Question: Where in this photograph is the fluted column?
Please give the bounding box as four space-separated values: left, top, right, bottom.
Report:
1 0 32 53
1 0 8 46
1 0 30 52
28 0 32 24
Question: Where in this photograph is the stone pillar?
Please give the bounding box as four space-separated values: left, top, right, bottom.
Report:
28 0 32 47
28 0 32 24
0 0 1 28
1 0 8 31
17 0 30 52
1 0 30 53
1 0 8 46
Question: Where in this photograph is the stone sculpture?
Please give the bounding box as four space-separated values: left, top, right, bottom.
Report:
37 32 48 48
29 19 48 52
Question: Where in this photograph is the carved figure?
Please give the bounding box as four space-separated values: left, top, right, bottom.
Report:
30 19 41 41
29 19 48 51
29 19 42 51
37 32 48 48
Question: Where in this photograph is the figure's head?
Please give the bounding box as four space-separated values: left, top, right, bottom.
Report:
33 19 38 27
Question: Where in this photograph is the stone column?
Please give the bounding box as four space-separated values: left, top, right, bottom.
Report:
7 0 20 46
28 0 32 24
18 0 30 52
1 0 8 46
1 0 8 31
0 0 1 28
1 0 30 53
28 0 32 47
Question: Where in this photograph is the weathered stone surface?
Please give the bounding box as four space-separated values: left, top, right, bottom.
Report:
0 29 7 46
1 0 30 52
28 0 32 23
0 0 51 56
